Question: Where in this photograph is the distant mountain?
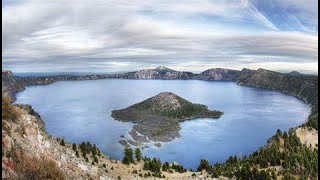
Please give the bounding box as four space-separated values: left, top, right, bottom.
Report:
287 71 302 76
286 71 316 77
112 92 223 142
115 66 195 79
196 68 241 81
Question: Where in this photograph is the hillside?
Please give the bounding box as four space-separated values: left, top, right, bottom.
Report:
112 92 223 143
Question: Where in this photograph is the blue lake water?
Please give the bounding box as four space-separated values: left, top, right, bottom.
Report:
14 79 310 169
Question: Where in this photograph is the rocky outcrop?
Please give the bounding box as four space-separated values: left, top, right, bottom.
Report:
112 92 223 142
2 70 25 100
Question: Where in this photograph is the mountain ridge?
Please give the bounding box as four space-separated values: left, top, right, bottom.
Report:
2 66 318 130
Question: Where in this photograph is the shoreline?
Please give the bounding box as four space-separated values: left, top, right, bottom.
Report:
2 68 318 171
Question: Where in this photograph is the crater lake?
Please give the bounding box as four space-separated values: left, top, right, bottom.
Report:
14 79 310 169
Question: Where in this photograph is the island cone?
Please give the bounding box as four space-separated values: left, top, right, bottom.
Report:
111 92 223 142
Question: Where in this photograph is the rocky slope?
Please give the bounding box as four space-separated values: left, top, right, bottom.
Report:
2 101 108 179
2 71 25 101
112 92 223 143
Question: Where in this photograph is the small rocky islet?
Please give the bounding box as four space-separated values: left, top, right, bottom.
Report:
112 92 223 145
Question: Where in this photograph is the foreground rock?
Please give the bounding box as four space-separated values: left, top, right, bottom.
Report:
112 92 223 143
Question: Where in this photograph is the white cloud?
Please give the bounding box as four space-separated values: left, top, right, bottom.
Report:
2 0 318 73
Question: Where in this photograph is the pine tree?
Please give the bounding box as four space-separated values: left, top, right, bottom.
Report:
135 148 142 162
197 159 210 171
72 143 77 151
75 151 79 157
122 147 134 164
94 156 99 163
60 139 65 146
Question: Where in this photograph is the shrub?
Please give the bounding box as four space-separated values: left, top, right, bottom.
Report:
15 153 65 179
2 96 20 121
60 139 65 146
72 143 77 151
197 159 210 171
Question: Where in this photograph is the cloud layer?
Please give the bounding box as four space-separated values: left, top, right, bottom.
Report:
2 0 318 73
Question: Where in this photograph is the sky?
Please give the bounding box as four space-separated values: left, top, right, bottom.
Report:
2 0 318 74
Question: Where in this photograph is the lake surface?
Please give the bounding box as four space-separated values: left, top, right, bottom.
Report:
15 79 310 169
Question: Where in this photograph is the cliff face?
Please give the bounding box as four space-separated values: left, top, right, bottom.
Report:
2 71 25 100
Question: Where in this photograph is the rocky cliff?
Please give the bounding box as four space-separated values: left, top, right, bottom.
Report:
2 100 109 179
2 71 26 100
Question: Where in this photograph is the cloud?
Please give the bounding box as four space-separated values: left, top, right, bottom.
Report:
2 0 318 73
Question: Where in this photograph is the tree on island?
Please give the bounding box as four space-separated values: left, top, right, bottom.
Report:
122 147 134 165
135 148 142 162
